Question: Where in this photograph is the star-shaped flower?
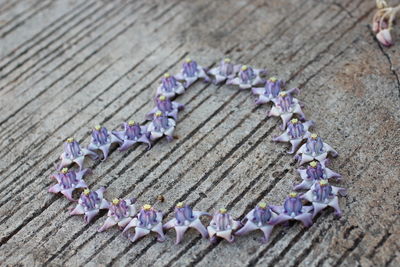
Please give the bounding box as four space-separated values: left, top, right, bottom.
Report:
147 111 176 142
146 95 184 121
70 187 110 223
268 91 306 129
98 198 137 232
208 58 241 84
269 192 313 227
273 118 314 154
226 65 266 89
156 73 185 99
123 204 166 243
163 202 210 244
302 180 346 217
48 168 89 201
294 160 341 190
58 138 98 170
252 77 293 105
207 208 242 243
295 134 338 165
235 202 276 243
175 58 210 88
87 125 121 160
112 121 151 151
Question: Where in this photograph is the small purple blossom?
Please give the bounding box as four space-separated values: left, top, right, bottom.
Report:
252 77 299 105
302 180 346 217
273 119 314 154
268 91 306 129
58 138 98 170
70 187 110 223
295 160 341 190
48 168 89 201
87 125 121 160
98 198 137 232
146 95 184 121
235 203 276 243
269 192 313 227
295 134 338 165
123 204 165 243
112 121 151 151
163 202 210 244
156 73 185 99
208 58 241 84
175 58 210 88
207 208 241 243
147 111 176 142
226 65 266 89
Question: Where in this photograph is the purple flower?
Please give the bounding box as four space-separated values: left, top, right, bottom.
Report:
156 73 185 99
146 95 184 121
175 58 210 88
269 192 313 227
295 160 341 190
226 65 266 89
207 208 241 243
268 91 306 129
147 111 176 142
302 180 346 217
208 58 241 84
163 202 210 244
123 204 165 243
48 168 90 201
87 125 121 160
70 187 110 223
273 119 314 154
112 121 151 151
235 203 276 243
252 77 296 105
58 138 98 170
98 198 137 232
295 134 338 165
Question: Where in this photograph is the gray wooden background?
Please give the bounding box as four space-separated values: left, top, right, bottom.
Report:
0 0 399 266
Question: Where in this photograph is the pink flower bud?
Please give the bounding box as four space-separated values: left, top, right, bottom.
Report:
376 29 393 46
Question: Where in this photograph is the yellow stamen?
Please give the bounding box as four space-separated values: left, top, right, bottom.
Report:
83 189 90 195
289 192 298 198
112 198 120 205
143 204 152 210
319 180 328 186
185 58 192 63
311 133 318 139
291 118 299 124
61 168 68 174
224 58 231 63
219 208 227 214
159 95 166 101
66 137 74 143
164 73 170 78
310 161 318 168
279 91 287 97
269 77 277 82
128 120 135 126
176 202 184 208
155 111 162 117
258 202 267 209
241 65 248 71
94 125 101 131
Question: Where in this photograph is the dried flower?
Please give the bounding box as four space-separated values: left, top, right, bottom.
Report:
302 180 346 217
146 95 184 121
175 58 210 88
207 208 241 243
252 77 299 105
295 160 341 190
123 204 166 243
273 119 314 154
371 3 400 46
376 29 393 46
227 65 266 89
58 138 98 170
235 203 276 243
295 134 338 165
48 168 90 201
87 125 122 160
208 58 241 84
112 121 151 151
98 198 137 232
70 187 110 223
156 73 185 99
268 91 306 129
269 192 313 227
163 202 210 244
147 111 176 142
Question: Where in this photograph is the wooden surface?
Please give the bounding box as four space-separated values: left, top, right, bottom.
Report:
0 0 399 266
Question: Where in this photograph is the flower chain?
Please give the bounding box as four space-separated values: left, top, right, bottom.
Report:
49 58 346 244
